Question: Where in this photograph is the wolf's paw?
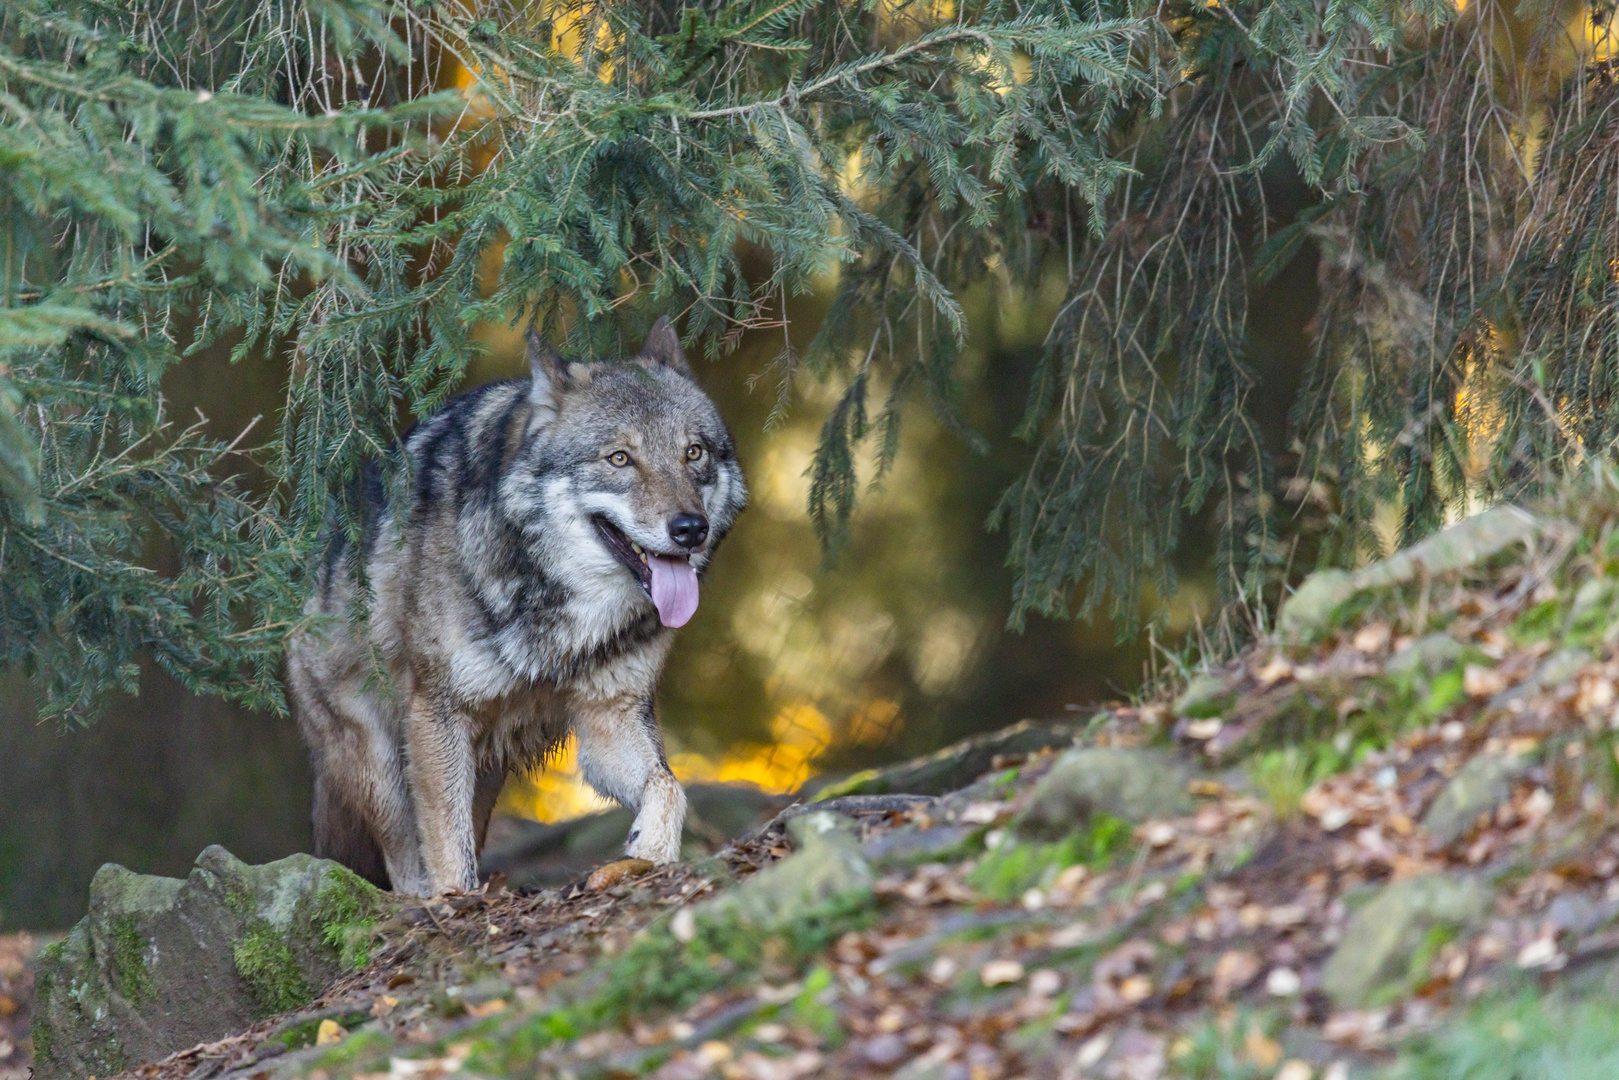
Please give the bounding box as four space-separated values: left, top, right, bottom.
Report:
586 857 656 890
624 826 682 865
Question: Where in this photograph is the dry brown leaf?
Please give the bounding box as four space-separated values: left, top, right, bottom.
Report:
1464 664 1508 698
586 858 655 891
1244 1026 1283 1069
1212 950 1259 998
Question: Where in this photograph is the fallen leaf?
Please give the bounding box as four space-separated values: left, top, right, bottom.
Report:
1140 821 1177 847
1212 950 1260 998
586 858 655 891
1118 975 1154 1003
1257 657 1294 686
316 1019 345 1046
1244 1025 1283 1069
1352 623 1391 653
1029 969 1063 997
1464 664 1508 697
371 995 399 1019
980 959 1025 986
958 802 1004 825
1516 936 1563 969
464 998 507 1018
1076 1032 1112 1069
1523 787 1556 820
1050 921 1093 948
696 1041 732 1065
1265 968 1302 997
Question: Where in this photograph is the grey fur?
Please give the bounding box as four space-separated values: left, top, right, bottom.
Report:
286 320 747 895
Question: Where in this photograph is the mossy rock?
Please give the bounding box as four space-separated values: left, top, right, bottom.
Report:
701 812 874 931
31 845 391 1080
1320 874 1491 1007
1015 747 1194 841
1277 505 1540 643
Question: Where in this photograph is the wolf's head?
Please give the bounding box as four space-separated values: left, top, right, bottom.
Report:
511 318 747 629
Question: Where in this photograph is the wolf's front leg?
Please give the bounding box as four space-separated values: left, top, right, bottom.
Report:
405 695 480 894
573 692 687 864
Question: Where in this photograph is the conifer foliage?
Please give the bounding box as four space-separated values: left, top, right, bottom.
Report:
0 0 1608 719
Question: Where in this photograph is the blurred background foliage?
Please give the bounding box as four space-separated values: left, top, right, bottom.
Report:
9 0 1619 926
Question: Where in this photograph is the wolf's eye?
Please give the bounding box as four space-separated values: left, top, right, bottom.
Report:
607 450 632 467
685 443 703 461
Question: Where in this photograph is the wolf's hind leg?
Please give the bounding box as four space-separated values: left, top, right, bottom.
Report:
312 772 388 887
472 764 507 857
573 694 686 864
294 665 426 894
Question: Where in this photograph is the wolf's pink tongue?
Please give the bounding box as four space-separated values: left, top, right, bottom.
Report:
647 554 699 628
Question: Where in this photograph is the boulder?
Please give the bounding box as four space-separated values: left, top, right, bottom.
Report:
1175 672 1237 720
1016 747 1193 841
1386 633 1466 681
1421 752 1533 847
1489 648 1590 711
1278 505 1539 642
701 812 873 930
31 846 386 1080
1320 874 1490 1007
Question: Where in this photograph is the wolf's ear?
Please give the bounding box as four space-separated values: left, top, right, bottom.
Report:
527 330 588 426
640 315 691 376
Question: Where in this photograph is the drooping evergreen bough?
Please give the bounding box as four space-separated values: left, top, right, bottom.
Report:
0 0 1605 719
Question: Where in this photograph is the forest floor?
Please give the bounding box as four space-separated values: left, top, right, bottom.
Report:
27 489 1619 1079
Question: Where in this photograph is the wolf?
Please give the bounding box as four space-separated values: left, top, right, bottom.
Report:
285 318 746 896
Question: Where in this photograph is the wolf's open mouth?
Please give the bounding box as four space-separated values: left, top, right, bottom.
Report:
591 515 700 628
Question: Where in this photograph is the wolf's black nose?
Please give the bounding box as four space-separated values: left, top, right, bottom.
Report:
668 513 709 549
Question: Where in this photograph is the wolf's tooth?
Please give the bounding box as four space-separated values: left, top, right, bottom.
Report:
640 552 648 564
631 542 643 553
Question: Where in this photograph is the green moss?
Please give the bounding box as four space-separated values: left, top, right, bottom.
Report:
273 1010 369 1052
1404 924 1458 992
233 920 312 1015
969 814 1131 901
484 891 874 1075
1384 993 1619 1079
1174 1009 1285 1080
108 913 153 1005
1420 667 1466 718
789 966 843 1046
312 865 384 970
32 945 57 1016
1511 599 1564 643
30 1022 52 1065
89 1038 128 1076
813 768 885 800
314 1027 391 1067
